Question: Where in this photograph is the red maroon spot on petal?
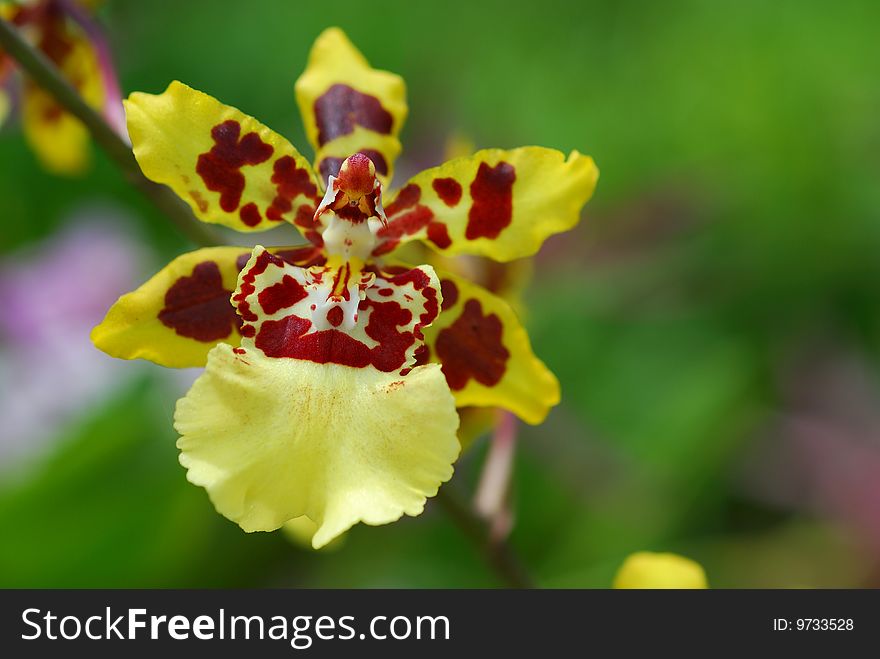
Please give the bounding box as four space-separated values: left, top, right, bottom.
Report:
440 279 459 311
427 222 452 249
466 161 516 240
364 299 416 371
318 157 344 183
232 347 246 355
413 343 431 366
371 240 399 257
266 155 319 223
240 324 255 338
432 177 462 207
158 261 240 342
196 120 274 213
258 274 308 315
387 268 430 290
377 206 434 241
378 288 394 297
326 305 344 327
377 184 438 251
256 316 373 368
435 299 509 390
314 84 393 146
385 184 421 217
239 202 262 227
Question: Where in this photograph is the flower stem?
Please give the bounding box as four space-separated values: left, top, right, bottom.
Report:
435 486 535 589
0 16 219 247
474 411 519 542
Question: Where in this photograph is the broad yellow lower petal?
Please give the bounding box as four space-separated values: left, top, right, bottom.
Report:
375 148 598 261
125 81 321 236
423 271 559 425
175 345 460 548
613 552 709 589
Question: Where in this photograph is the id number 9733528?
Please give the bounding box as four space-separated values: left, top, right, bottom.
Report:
772 618 854 631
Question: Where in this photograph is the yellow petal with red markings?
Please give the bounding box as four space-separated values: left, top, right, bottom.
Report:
22 84 90 174
295 27 407 188
176 346 459 548
375 147 598 261
21 22 104 175
125 81 322 237
422 270 559 425
91 245 325 368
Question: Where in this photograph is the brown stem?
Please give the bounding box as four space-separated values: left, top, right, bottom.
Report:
436 486 535 589
0 16 220 246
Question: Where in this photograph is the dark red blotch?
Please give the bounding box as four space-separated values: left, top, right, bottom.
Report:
258 274 308 315
435 299 509 390
314 84 393 146
440 279 459 311
466 161 516 240
266 155 319 224
377 184 452 251
196 120 274 215
158 261 240 342
432 178 462 207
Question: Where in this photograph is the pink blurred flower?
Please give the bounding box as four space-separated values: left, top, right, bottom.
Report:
0 209 147 467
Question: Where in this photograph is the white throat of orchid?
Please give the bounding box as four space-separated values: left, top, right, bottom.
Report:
315 153 387 262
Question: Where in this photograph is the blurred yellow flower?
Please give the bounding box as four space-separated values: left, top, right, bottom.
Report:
613 552 708 589
1 0 121 174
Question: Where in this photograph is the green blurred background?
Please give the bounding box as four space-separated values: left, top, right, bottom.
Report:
2 0 879 587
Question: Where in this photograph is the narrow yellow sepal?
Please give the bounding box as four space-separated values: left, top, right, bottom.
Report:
295 27 407 187
380 147 598 262
125 81 320 234
423 270 559 425
91 247 247 368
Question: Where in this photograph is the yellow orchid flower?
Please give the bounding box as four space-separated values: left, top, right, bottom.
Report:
92 27 598 548
1 0 121 175
613 552 709 589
